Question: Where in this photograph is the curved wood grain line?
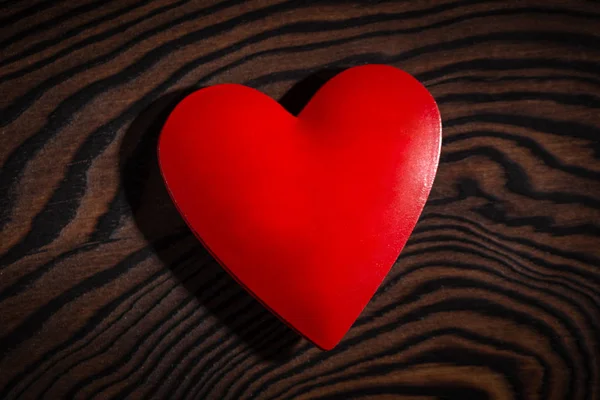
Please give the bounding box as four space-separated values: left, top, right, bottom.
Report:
0 0 217 80
312 382 492 400
307 348 527 400
0 0 159 73
0 232 189 359
119 312 290 399
90 299 288 399
438 90 600 109
45 276 223 399
422 212 600 269
411 226 600 298
0 244 200 398
430 74 600 88
0 0 67 26
441 146 600 209
407 235 600 307
0 0 122 52
445 113 600 146
268 329 550 400
445 130 600 183
64 287 258 398
4 2 599 83
229 293 580 400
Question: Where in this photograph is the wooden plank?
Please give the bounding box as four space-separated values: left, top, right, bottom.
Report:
1 0 599 398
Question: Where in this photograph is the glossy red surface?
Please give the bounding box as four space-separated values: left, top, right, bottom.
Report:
158 65 441 350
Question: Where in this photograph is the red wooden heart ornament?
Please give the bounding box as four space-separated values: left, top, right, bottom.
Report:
158 65 441 350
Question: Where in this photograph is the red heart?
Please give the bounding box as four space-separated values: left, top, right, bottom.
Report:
158 65 441 350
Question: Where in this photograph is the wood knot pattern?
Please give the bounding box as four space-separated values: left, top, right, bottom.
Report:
1 0 599 399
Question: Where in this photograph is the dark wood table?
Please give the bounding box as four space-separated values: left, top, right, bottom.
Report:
2 1 599 399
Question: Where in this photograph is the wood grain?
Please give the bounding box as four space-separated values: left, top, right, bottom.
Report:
1 0 600 399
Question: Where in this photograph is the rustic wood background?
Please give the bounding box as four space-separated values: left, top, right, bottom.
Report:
1 0 600 399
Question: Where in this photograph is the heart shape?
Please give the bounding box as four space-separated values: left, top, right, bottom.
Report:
158 65 441 350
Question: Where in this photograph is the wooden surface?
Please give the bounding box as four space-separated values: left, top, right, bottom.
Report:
1 0 600 399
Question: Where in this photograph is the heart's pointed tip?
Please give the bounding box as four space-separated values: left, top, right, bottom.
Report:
306 334 341 351
301 322 352 351
314 339 341 351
